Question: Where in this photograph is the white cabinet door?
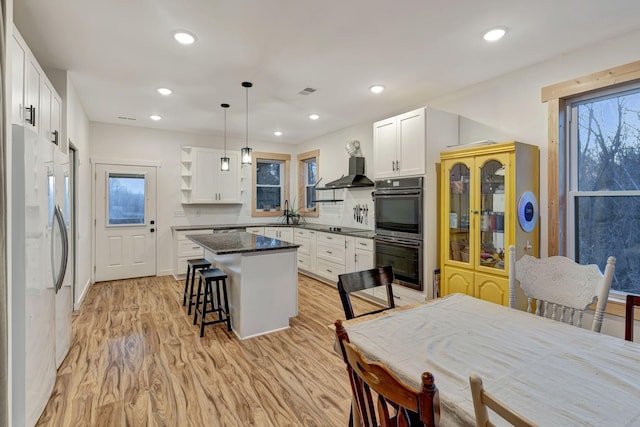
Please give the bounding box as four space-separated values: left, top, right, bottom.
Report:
397 108 426 177
373 117 397 179
192 147 218 203
345 236 356 272
218 151 241 203
25 56 41 133
52 94 62 148
11 34 26 125
355 248 374 270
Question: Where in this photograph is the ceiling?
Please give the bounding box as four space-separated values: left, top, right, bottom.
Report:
13 0 640 145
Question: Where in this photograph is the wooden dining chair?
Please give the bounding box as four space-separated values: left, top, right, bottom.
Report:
508 246 616 332
625 294 640 341
335 320 440 427
337 266 395 320
469 374 537 427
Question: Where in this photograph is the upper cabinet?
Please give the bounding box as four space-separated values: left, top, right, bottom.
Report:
11 26 62 147
373 107 459 179
181 146 242 204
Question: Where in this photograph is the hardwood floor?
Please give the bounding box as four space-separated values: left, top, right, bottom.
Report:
36 274 380 426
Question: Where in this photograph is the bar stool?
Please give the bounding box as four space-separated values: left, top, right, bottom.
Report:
193 268 232 337
182 258 211 315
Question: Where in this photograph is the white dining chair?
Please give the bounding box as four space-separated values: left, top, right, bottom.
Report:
508 246 616 332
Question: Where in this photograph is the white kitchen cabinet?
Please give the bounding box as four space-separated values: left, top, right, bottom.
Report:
373 107 458 179
246 226 265 235
180 146 241 204
294 228 317 273
12 26 63 146
265 226 293 243
316 232 348 285
172 228 213 279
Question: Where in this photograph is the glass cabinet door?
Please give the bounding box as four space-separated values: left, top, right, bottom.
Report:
477 156 507 271
447 162 471 265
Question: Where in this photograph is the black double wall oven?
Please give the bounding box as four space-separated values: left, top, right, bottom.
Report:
374 177 423 291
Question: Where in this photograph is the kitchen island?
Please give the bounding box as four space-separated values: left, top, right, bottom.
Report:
188 232 300 339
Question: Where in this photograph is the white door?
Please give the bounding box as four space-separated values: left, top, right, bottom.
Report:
95 164 157 281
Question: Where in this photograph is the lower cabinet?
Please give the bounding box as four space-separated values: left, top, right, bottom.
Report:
246 226 264 235
316 232 347 285
442 266 509 306
265 226 293 243
294 228 317 273
173 228 213 279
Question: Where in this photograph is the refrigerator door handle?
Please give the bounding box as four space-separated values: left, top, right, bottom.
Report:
53 205 69 293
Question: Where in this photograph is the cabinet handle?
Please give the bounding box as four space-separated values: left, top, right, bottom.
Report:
392 160 396 171
395 160 400 170
26 105 36 126
192 246 200 249
326 236 332 240
359 242 367 246
52 130 59 145
326 269 333 273
326 250 333 254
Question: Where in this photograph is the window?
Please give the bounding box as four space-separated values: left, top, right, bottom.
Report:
108 173 145 225
297 150 320 217
252 152 290 217
567 84 640 294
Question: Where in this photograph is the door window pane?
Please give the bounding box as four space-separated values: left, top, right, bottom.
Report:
448 163 470 263
108 173 145 225
479 160 505 270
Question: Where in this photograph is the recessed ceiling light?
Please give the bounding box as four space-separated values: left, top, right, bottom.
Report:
150 115 162 121
157 87 172 96
483 27 508 42
173 31 196 45
274 131 283 136
309 114 320 120
370 85 385 94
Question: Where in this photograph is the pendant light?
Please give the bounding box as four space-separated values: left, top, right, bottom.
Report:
220 103 230 171
241 81 253 165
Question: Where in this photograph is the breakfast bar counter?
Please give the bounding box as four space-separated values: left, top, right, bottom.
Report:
188 232 300 339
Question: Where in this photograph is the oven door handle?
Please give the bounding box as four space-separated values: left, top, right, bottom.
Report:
373 189 422 196
375 236 422 248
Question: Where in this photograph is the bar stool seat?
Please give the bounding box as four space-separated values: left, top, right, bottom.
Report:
193 268 232 337
183 258 211 315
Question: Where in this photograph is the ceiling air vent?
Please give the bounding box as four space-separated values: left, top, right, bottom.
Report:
298 87 317 96
117 116 137 121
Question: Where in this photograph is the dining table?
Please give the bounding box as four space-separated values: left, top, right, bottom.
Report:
340 293 640 426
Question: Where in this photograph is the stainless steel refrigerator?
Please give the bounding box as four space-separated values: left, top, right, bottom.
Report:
11 124 71 426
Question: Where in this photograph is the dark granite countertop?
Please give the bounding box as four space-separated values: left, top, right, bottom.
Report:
188 232 300 255
172 222 375 239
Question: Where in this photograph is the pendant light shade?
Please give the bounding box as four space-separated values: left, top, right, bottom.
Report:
220 103 230 171
241 81 253 165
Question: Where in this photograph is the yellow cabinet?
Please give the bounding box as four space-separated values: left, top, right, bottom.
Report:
440 141 539 307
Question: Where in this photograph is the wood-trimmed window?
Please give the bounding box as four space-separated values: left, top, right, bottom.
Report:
252 152 291 217
543 60 640 312
297 150 319 218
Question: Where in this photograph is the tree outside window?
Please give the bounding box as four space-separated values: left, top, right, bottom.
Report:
297 150 320 218
568 85 640 294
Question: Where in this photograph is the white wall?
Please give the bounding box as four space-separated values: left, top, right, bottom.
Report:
89 122 297 276
296 121 376 229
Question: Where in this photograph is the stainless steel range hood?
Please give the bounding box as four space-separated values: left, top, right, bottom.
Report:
323 157 374 189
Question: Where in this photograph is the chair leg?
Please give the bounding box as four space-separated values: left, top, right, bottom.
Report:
182 264 192 306
193 275 203 326
200 280 212 338
221 278 231 331
187 266 198 315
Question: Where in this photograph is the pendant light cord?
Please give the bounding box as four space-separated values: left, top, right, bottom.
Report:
245 85 249 150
